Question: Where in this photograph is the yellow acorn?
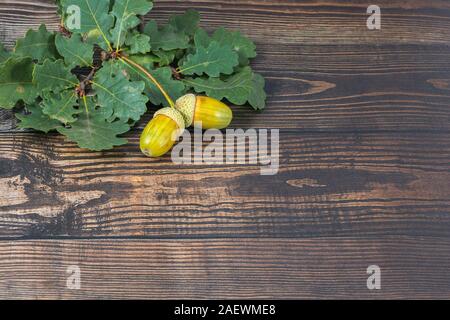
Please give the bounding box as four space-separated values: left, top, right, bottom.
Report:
140 107 185 158
175 94 233 129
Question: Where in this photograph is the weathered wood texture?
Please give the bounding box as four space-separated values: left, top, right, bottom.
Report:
0 131 449 239
1 238 450 300
0 0 450 299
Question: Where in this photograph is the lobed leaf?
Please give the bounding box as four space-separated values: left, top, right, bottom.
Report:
42 89 81 124
211 28 257 65
185 66 266 110
193 27 257 66
55 33 94 68
153 50 177 66
179 41 239 77
128 54 157 68
0 57 39 109
144 20 190 51
57 97 130 151
110 0 153 48
55 0 64 15
15 24 58 62
33 59 79 93
168 9 200 36
4 6 267 151
0 43 11 63
247 72 267 110
193 28 211 48
16 102 62 133
122 61 185 107
125 33 151 55
92 61 149 121
61 0 114 50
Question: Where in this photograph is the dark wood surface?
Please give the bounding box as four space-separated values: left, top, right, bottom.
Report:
0 0 449 299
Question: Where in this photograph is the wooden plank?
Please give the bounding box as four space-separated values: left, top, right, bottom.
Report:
2 0 450 47
0 130 448 239
1 1 450 131
3 41 450 131
0 0 450 300
0 237 449 299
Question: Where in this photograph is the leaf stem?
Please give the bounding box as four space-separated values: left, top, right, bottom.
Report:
119 55 175 108
82 95 89 115
177 63 203 74
84 0 113 52
177 59 222 75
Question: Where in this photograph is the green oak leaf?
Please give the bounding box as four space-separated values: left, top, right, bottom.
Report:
179 41 239 77
168 9 200 36
33 59 79 93
123 61 185 107
16 103 62 133
185 67 266 110
61 0 114 50
42 90 81 124
142 67 185 106
0 57 39 109
110 0 153 48
193 28 211 48
92 61 148 121
14 24 58 62
75 95 115 121
125 33 151 54
153 50 176 66
193 27 257 66
247 72 267 110
55 34 94 68
128 54 157 68
128 50 175 67
85 96 115 121
212 28 257 65
0 43 11 63
144 20 190 51
57 98 130 151
55 0 64 15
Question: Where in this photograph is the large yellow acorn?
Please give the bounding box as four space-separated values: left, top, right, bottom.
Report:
175 94 233 129
140 108 185 157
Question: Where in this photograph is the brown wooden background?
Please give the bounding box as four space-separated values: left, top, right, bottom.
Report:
1 0 450 299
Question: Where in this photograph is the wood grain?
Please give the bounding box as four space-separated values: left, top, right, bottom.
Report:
2 1 450 131
0 130 448 239
1 237 450 300
0 0 450 299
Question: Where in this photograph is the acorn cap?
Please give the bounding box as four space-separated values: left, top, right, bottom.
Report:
175 94 197 127
154 107 186 131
